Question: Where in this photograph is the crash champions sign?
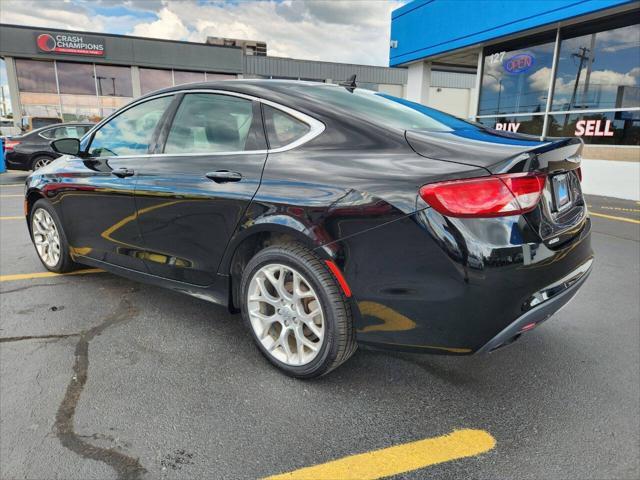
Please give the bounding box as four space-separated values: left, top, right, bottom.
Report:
36 32 105 56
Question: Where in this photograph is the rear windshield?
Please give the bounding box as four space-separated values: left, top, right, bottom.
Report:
287 85 474 132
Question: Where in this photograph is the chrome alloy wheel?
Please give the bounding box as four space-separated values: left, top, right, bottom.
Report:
32 208 61 267
33 157 52 170
247 263 325 366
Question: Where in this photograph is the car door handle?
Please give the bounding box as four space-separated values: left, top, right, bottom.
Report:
206 170 242 183
111 167 135 178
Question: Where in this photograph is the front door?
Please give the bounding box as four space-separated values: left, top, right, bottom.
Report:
133 92 268 285
60 94 174 271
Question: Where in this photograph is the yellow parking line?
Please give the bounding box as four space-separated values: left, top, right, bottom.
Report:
0 194 23 197
0 268 104 282
0 216 23 220
0 184 24 187
591 212 640 225
263 429 496 480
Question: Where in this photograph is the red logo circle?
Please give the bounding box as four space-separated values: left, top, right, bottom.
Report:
37 34 56 52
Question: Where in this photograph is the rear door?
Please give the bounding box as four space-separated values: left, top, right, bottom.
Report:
133 91 268 285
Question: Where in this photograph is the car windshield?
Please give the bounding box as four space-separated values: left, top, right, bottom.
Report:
287 85 476 132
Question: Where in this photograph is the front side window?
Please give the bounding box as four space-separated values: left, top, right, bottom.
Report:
89 96 173 157
263 105 310 149
164 93 254 153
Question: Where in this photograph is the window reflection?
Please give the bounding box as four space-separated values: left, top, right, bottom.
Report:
57 62 96 95
16 59 57 93
140 68 173 94
553 24 640 111
479 39 556 115
477 115 545 136
174 70 204 86
0 59 12 118
89 96 172 157
95 65 133 97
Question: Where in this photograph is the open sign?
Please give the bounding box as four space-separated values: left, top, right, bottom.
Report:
503 53 534 74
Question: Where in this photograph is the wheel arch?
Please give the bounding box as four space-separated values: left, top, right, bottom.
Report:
25 188 46 226
221 218 339 312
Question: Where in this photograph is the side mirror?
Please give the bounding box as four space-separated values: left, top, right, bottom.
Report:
51 138 81 156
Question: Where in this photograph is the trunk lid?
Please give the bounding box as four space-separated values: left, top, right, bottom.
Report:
406 127 587 246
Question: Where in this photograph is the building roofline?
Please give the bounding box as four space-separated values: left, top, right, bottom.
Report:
0 23 242 51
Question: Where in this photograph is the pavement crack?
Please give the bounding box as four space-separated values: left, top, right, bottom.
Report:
54 297 146 480
0 333 80 343
0 282 65 294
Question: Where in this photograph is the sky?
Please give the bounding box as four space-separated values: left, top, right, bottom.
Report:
0 0 405 66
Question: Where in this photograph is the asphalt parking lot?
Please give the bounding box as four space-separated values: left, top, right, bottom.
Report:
1 169 639 480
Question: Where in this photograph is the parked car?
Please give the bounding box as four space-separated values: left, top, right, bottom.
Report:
24 80 593 378
4 122 93 171
0 117 20 137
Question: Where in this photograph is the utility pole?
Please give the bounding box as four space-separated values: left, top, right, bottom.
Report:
564 46 590 127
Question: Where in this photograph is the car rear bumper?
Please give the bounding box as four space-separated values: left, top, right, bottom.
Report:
4 152 30 171
338 207 594 354
476 257 593 353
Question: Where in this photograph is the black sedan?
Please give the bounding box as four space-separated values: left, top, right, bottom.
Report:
24 81 593 378
4 122 93 171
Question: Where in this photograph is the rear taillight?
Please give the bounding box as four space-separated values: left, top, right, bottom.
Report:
419 173 546 218
576 167 582 182
4 139 20 152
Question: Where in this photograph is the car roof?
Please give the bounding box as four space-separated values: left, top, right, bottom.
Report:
137 79 347 110
29 122 94 134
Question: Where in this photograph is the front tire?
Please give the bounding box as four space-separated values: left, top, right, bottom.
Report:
240 243 357 378
30 199 77 273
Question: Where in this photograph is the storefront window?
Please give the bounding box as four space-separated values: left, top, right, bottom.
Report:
477 114 545 136
15 59 57 93
95 65 133 97
479 37 556 116
56 62 96 95
206 73 236 81
140 68 173 94
174 70 204 86
0 59 12 119
553 23 640 111
548 111 640 145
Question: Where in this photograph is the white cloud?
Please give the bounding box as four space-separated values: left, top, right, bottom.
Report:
0 0 404 66
130 0 404 66
130 7 190 40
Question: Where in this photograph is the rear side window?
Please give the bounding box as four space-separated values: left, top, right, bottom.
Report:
263 105 310 149
89 96 173 157
164 93 254 153
42 126 89 140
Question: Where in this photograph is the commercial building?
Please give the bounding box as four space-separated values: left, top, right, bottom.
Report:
206 36 267 56
390 0 639 199
0 24 408 129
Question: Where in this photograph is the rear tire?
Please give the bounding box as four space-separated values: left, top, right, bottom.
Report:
240 243 356 378
29 199 77 273
31 155 54 171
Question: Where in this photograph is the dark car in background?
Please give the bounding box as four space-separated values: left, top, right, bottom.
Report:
4 122 93 171
24 80 593 378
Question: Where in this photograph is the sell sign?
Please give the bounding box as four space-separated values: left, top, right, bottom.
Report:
36 32 105 56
